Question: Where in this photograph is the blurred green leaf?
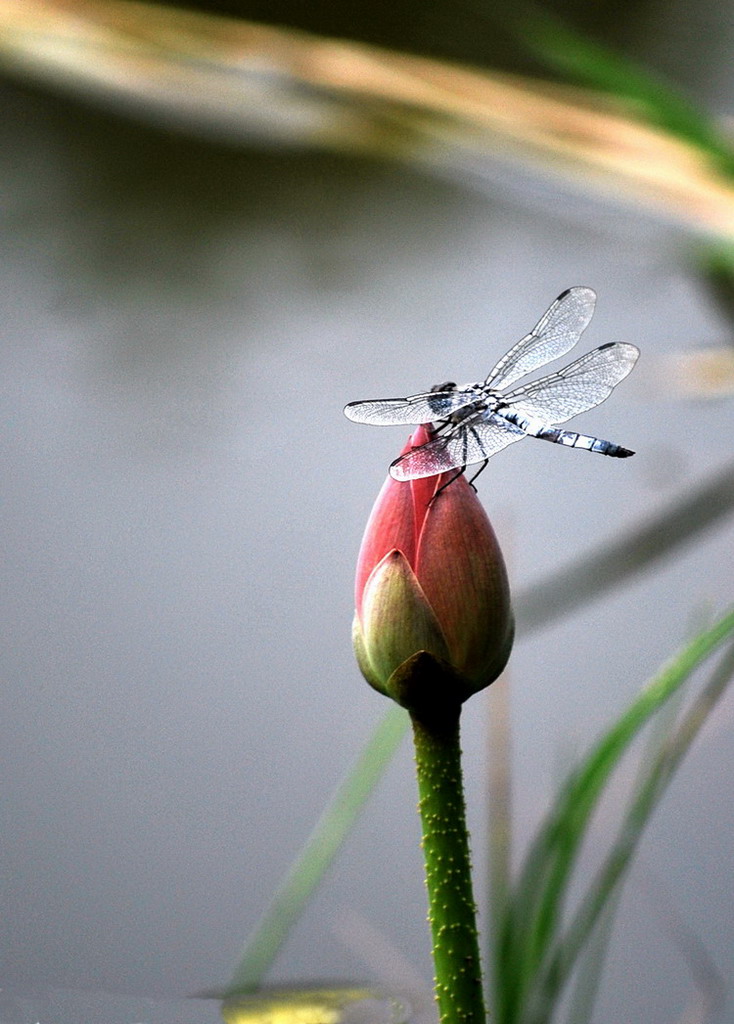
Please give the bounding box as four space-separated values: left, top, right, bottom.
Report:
494 608 734 1024
562 891 618 1024
524 13 734 177
558 667 689 1024
226 705 408 995
516 461 734 636
531 641 734 1023
697 241 734 327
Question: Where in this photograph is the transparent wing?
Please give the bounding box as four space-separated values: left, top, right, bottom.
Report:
486 287 597 390
389 418 525 480
344 390 479 426
503 342 639 424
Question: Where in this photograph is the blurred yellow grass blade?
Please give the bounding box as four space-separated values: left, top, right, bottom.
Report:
3 0 734 235
666 347 734 397
220 986 409 1024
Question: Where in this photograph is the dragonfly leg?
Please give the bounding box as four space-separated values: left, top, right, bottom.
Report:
430 466 467 504
466 460 489 488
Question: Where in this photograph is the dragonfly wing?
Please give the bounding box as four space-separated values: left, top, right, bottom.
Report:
504 343 639 424
344 390 479 426
486 287 597 390
390 417 524 480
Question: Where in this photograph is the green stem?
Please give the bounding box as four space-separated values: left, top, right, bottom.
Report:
410 706 486 1024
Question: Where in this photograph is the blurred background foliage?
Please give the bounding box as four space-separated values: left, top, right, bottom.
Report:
129 0 685 79
4 0 734 237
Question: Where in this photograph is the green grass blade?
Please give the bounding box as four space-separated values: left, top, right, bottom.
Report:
495 608 734 1024
562 669 689 1024
532 638 734 1019
225 703 408 995
523 13 734 175
562 891 619 1024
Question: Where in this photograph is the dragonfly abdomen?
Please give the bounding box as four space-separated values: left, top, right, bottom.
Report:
535 427 634 457
498 410 634 458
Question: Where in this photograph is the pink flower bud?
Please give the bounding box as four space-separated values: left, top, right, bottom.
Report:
353 427 514 705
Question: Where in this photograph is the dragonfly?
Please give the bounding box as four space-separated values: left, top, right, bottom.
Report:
344 287 639 483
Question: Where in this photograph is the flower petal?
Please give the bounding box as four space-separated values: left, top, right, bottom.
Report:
415 474 513 687
352 614 386 693
355 425 453 616
354 474 417 617
359 550 452 688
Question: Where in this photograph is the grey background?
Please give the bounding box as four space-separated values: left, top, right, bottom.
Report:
1 41 733 1024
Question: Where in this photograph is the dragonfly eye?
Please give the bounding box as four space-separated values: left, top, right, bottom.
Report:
431 381 456 392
